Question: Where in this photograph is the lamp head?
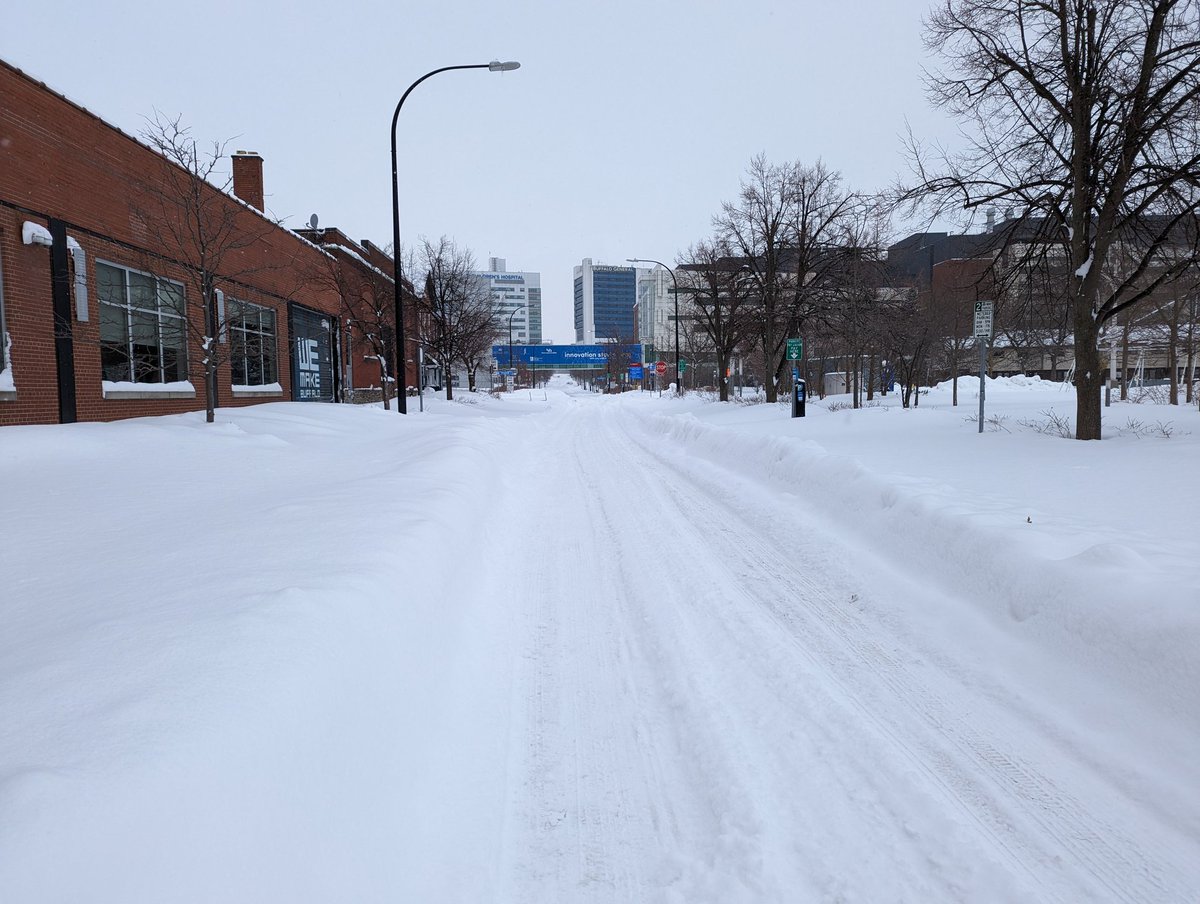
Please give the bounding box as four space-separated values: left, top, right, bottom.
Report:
489 60 521 72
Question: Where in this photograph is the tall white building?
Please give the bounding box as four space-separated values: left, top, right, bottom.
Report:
636 265 677 357
475 257 542 344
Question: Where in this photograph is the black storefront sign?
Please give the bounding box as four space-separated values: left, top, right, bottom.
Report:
288 303 337 402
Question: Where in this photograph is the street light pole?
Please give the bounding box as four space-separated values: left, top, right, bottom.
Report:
507 303 526 391
628 258 680 395
390 60 519 413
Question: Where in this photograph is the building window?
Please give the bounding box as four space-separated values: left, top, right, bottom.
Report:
228 298 278 386
97 260 187 383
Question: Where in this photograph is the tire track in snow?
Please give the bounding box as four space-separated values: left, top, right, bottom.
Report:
612 404 1197 903
576 406 1021 901
502 406 1020 901
498 406 698 900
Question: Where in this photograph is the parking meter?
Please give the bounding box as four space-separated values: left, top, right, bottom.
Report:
792 379 806 418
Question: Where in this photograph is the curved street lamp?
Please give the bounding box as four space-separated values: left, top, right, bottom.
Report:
507 303 526 390
390 60 520 413
628 258 681 395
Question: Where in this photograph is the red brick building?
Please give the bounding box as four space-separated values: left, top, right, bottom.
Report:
0 58 414 426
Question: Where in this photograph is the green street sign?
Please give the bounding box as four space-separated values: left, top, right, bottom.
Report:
786 338 803 361
679 359 688 373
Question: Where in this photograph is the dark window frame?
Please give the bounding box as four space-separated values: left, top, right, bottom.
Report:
227 297 278 387
96 259 188 384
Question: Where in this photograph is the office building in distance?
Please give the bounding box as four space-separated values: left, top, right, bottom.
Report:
573 258 638 344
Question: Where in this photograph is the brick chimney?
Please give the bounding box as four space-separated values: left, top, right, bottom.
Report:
231 150 264 211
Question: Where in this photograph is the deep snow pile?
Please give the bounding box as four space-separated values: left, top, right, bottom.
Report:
0 397 543 901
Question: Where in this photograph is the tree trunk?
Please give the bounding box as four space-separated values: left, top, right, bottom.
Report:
1073 315 1104 440
764 349 778 403
1186 341 1195 405
851 352 861 409
1120 317 1132 400
203 285 218 424
444 364 453 401
1167 320 1180 405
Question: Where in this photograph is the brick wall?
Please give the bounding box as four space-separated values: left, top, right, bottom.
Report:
0 59 350 425
294 226 421 394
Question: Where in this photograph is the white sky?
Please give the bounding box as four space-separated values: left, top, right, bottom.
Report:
2 0 956 343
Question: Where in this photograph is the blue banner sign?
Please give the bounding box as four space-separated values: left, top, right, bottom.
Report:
629 365 644 380
491 344 643 369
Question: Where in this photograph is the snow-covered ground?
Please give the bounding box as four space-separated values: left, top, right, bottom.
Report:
1 376 1197 902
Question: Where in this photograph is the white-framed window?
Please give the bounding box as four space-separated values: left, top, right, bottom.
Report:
227 298 278 386
97 260 188 383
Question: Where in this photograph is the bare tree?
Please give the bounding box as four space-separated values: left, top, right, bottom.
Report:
137 114 281 423
677 240 756 401
304 242 396 409
713 156 793 401
820 200 894 408
715 156 856 402
989 236 1074 379
600 337 639 392
457 293 503 393
1147 267 1200 404
776 162 860 391
880 287 936 409
912 0 1200 439
410 237 492 401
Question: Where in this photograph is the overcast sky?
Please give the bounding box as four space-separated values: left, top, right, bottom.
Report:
4 0 956 342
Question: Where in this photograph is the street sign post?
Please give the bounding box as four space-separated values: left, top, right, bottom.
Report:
974 301 993 433
786 338 803 362
679 359 688 374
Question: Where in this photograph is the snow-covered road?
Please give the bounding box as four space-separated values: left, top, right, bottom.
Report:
2 387 1197 902
397 396 1199 902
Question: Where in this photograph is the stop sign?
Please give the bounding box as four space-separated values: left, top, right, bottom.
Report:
655 361 667 376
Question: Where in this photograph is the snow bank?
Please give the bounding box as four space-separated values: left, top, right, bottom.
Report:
931 373 1065 393
629 407 1200 727
0 401 522 901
